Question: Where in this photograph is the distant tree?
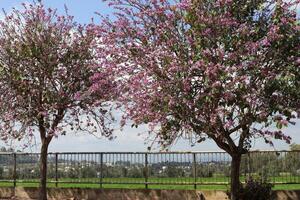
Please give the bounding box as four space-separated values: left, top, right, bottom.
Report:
196 164 214 178
121 167 128 177
67 167 80 179
290 143 300 151
81 166 97 178
242 152 281 177
0 147 6 152
0 3 115 200
128 166 143 178
0 147 14 152
286 144 300 175
96 0 300 199
47 164 56 179
166 166 185 177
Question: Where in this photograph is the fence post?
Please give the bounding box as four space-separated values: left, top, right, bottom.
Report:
55 153 58 187
100 153 103 189
13 153 16 188
145 153 148 189
193 153 197 189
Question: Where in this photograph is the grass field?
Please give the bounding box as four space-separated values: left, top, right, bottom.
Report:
7 175 300 183
1 176 300 190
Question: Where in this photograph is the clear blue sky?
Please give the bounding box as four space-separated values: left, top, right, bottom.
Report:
0 0 299 152
0 0 112 24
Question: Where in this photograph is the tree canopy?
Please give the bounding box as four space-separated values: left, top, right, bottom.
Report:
0 3 115 143
96 0 300 153
95 0 299 198
0 3 116 199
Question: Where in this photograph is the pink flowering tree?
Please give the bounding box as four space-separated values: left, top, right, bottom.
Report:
96 0 300 199
0 3 115 200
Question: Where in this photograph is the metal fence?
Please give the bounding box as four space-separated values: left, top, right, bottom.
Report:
0 151 299 188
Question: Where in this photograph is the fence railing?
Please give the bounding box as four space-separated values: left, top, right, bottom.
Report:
0 151 299 188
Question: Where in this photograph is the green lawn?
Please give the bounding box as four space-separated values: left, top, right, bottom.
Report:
0 176 300 190
17 176 298 183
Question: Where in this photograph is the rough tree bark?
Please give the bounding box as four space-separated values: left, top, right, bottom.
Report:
39 138 51 200
211 131 246 200
230 153 242 200
38 110 63 200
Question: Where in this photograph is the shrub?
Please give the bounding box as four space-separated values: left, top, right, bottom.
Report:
235 177 273 200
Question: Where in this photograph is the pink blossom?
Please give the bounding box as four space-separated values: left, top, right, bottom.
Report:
96 0 300 172
0 3 116 196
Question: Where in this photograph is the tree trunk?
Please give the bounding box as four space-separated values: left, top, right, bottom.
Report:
230 153 242 200
39 139 50 200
